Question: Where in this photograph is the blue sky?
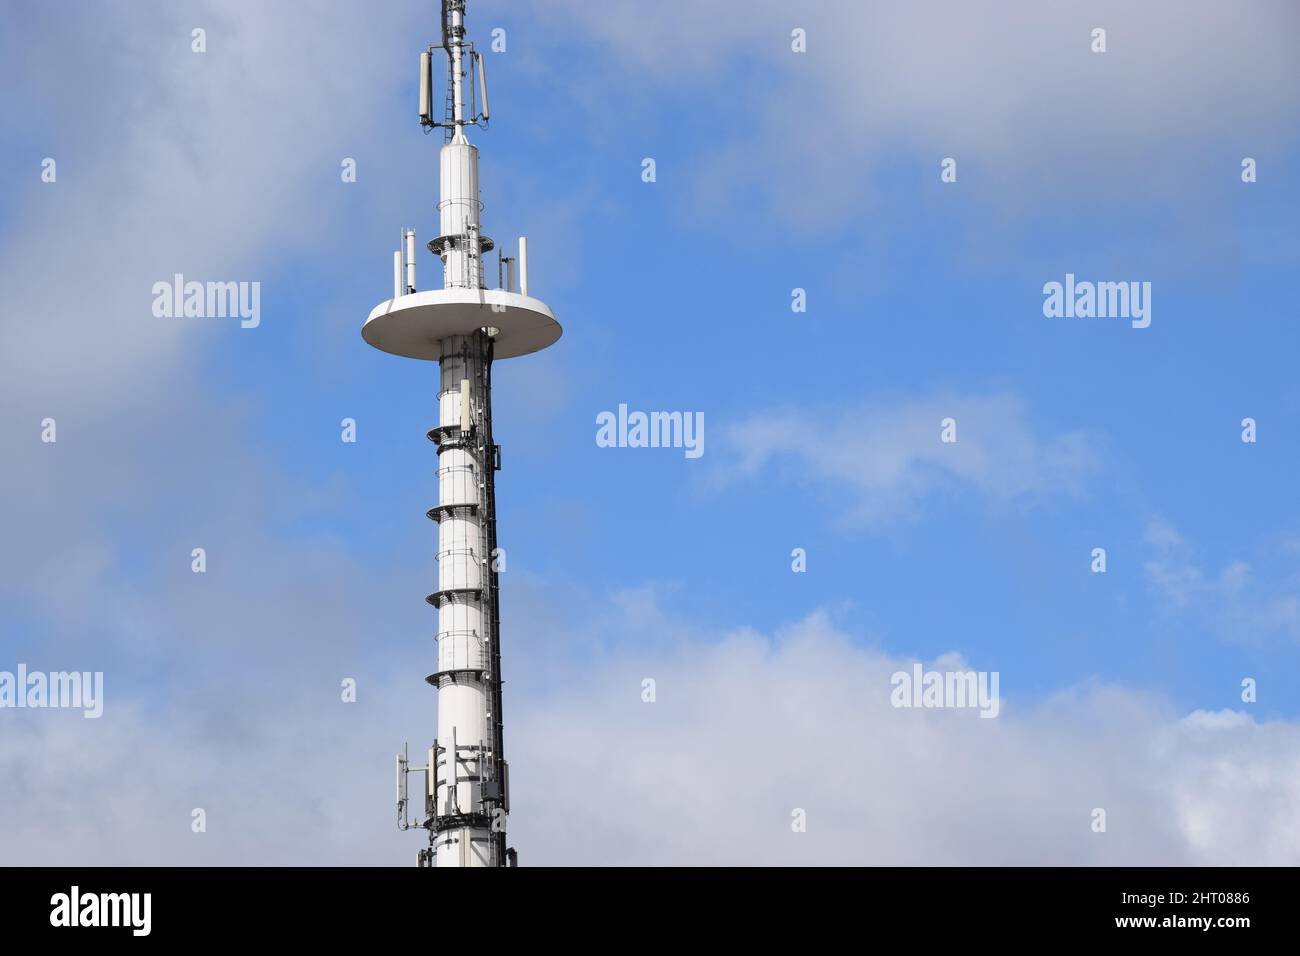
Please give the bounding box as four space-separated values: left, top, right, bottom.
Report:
2 0 1299 864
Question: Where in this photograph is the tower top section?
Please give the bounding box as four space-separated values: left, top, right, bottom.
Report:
419 0 490 144
362 0 562 362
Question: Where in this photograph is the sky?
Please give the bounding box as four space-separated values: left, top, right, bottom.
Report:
1 0 1299 865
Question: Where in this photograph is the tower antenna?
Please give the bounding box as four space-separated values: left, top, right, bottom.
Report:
365 0 561 868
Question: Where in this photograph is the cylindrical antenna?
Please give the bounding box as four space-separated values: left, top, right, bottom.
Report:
395 752 403 807
475 51 490 122
518 237 528 296
419 52 434 127
404 228 417 293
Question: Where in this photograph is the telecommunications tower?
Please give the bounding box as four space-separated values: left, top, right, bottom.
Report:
367 0 561 867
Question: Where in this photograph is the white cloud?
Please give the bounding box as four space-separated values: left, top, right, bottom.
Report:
715 392 1097 524
0 0 426 608
4 603 1297 865
1143 519 1300 643
548 0 1300 232
508 610 1300 865
0 1 415 409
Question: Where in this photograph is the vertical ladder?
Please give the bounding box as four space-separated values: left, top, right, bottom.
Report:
479 332 507 865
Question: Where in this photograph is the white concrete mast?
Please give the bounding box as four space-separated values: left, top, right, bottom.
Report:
368 0 561 868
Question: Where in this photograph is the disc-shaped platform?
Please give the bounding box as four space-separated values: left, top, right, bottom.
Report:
362 288 562 360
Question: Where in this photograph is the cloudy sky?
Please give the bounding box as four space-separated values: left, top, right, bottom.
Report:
2 0 1299 865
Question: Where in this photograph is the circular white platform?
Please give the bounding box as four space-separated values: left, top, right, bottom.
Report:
362 288 562 360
